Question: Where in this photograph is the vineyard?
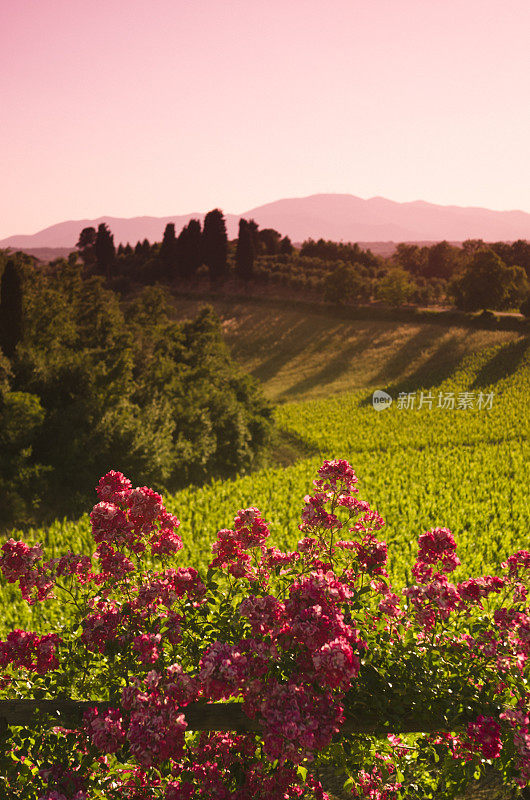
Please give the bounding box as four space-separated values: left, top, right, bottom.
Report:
2 323 528 642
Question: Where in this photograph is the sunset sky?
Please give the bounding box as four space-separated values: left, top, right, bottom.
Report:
1 0 529 239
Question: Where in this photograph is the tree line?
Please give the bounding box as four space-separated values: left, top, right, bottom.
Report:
76 211 293 285
75 212 530 314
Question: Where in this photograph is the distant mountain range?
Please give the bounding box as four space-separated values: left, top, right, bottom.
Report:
2 194 530 251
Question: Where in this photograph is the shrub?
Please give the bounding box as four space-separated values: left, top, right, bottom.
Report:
0 460 529 798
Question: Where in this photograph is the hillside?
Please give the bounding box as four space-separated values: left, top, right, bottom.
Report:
2 303 527 643
168 296 521 401
2 193 530 248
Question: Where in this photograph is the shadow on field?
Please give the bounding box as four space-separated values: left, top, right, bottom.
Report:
279 326 384 399
247 316 340 384
471 337 529 389
358 334 470 406
371 327 443 385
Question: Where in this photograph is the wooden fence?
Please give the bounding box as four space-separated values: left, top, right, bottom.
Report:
0 698 472 735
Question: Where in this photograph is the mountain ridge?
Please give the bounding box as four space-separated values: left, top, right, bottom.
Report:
2 194 530 249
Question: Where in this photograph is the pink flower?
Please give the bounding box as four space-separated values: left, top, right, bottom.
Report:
133 634 162 664
299 493 341 533
416 527 460 573
150 528 183 556
81 607 121 653
261 546 299 567
122 673 188 766
44 551 92 582
257 681 344 764
84 706 125 753
351 510 385 534
378 592 402 618
352 534 388 575
97 543 135 577
503 550 530 578
0 630 62 673
239 595 286 636
96 470 132 503
466 715 502 759
458 576 503 604
0 539 44 582
311 637 360 688
127 486 164 524
90 502 134 550
313 459 359 494
199 641 250 700
234 507 270 548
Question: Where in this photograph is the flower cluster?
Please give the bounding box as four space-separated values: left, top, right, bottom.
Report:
500 703 530 787
465 715 503 759
90 471 183 566
209 507 271 580
121 670 190 766
412 527 461 581
84 706 125 754
0 629 62 674
258 681 344 764
0 538 55 604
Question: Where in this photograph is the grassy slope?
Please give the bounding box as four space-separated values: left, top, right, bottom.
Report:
3 298 528 639
169 295 520 401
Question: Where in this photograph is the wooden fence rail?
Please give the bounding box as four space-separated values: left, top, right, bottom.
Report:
0 699 473 736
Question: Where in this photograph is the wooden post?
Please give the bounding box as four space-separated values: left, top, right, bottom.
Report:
0 698 472 735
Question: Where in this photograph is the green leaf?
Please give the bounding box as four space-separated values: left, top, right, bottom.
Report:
297 765 308 782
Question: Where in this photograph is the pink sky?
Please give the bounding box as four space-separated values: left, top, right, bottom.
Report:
1 0 529 239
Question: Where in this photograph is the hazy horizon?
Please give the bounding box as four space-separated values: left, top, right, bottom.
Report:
1 0 529 239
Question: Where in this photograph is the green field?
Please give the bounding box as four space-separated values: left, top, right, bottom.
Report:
1 303 528 637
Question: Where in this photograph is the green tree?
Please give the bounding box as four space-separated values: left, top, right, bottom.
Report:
1 268 273 527
235 219 255 280
259 228 282 255
393 243 428 276
323 263 369 305
0 260 24 359
376 268 414 306
280 235 293 255
202 209 228 282
94 223 116 280
247 219 261 255
0 389 48 528
452 249 526 311
510 239 530 278
424 240 460 280
76 226 97 267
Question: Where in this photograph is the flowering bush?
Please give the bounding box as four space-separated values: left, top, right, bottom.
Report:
0 461 528 799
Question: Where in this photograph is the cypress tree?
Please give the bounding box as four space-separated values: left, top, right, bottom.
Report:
94 223 116 281
177 219 202 279
247 219 261 255
0 260 24 359
202 209 228 282
160 223 178 279
235 219 255 280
